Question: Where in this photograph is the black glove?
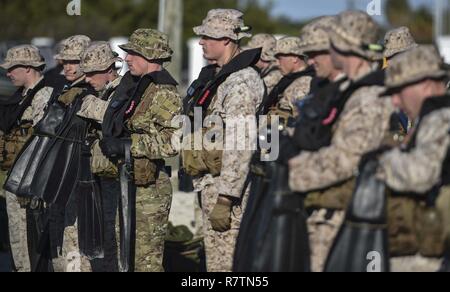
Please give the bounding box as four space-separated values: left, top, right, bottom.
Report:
99 137 130 159
277 134 300 165
359 146 392 172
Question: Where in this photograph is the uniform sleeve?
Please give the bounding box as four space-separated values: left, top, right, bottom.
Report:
378 109 450 193
130 88 182 160
281 76 312 110
289 88 393 192
215 73 264 199
31 86 53 126
77 94 110 123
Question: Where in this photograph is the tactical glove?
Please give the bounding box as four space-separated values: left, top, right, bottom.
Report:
209 196 233 233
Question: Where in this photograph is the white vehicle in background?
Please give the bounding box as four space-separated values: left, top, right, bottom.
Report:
109 37 129 76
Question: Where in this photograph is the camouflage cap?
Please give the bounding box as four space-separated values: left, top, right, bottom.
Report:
329 11 383 61
300 16 337 54
384 26 418 59
383 45 448 95
80 41 121 73
0 45 45 70
119 29 173 61
275 36 307 58
193 9 252 41
246 34 277 62
55 35 91 61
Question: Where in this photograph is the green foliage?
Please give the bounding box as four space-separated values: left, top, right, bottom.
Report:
385 0 433 43
0 0 304 41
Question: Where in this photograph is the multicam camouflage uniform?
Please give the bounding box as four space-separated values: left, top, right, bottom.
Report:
116 29 181 272
246 34 282 94
289 11 394 272
50 35 93 273
192 9 265 272
377 46 450 272
0 45 54 272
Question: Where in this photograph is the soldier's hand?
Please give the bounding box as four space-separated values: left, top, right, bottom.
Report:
209 196 232 233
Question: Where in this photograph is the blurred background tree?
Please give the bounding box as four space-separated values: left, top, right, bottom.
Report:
0 0 304 41
385 0 434 43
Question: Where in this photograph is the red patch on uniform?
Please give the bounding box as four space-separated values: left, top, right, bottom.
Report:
322 107 338 126
198 90 211 105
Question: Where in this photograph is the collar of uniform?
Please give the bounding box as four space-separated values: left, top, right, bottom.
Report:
216 48 262 78
100 76 123 99
107 76 122 90
333 72 347 83
22 76 44 97
142 69 178 86
70 75 86 88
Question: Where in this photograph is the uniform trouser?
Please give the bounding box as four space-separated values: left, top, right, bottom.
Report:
52 221 92 272
307 209 345 272
90 177 120 272
200 184 248 272
5 191 31 272
135 172 173 272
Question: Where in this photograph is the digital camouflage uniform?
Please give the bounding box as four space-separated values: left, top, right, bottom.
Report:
117 29 181 272
77 41 122 272
0 45 54 272
377 46 449 272
296 16 351 273
246 34 282 94
192 9 265 272
50 35 93 273
271 37 312 120
288 11 394 272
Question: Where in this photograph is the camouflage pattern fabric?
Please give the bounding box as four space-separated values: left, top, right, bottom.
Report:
135 172 172 272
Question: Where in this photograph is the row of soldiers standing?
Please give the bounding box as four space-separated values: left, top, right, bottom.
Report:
181 8 450 272
1 7 450 273
1 30 181 272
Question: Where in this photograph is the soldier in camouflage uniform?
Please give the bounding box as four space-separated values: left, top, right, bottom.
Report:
376 46 450 272
0 45 55 272
100 29 181 272
185 9 265 272
50 35 93 273
246 34 282 94
383 26 419 135
269 36 314 124
77 41 122 272
288 11 394 272
300 16 344 82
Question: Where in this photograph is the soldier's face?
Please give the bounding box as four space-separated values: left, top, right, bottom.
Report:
277 55 300 76
393 80 446 120
6 66 28 87
307 51 334 79
125 52 155 76
62 60 83 82
85 71 110 92
199 36 227 61
392 83 427 120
